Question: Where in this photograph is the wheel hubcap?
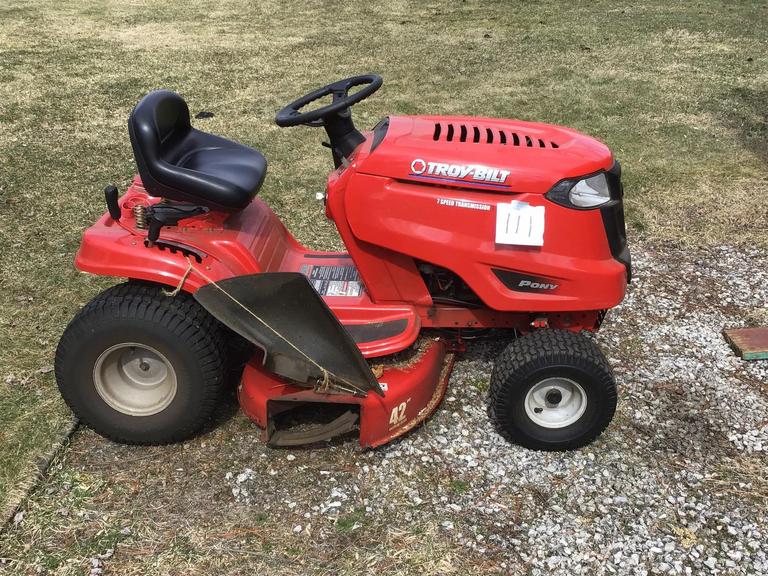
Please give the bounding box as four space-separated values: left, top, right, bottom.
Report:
93 343 177 416
524 377 587 429
545 389 563 405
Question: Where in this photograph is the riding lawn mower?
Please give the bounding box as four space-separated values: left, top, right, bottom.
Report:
55 74 631 451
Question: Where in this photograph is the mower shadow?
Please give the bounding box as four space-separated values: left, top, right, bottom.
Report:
199 337 256 436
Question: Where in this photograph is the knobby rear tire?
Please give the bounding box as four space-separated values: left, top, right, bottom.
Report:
55 282 227 445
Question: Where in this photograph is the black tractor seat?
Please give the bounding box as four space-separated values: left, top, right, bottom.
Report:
128 90 267 212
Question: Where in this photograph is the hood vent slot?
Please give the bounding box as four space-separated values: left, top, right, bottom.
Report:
432 122 558 149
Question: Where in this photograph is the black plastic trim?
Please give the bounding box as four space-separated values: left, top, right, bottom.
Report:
370 117 389 152
545 162 631 282
344 318 408 344
492 269 561 293
600 161 631 282
303 253 352 260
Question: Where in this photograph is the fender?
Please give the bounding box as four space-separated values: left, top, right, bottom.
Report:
75 181 426 359
76 211 241 292
75 182 296 292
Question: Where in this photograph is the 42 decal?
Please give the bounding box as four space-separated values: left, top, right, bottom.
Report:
388 398 411 428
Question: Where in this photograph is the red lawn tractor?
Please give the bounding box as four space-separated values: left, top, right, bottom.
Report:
55 75 630 451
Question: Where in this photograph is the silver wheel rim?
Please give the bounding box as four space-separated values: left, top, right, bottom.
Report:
524 377 587 429
93 343 177 416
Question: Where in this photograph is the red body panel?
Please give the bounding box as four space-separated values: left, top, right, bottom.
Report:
76 180 423 358
340 173 624 311
322 116 626 313
355 116 613 193
74 113 628 447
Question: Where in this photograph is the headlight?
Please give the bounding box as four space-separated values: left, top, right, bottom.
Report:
569 173 610 208
545 171 615 209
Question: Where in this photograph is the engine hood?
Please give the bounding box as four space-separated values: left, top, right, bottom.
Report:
355 115 614 194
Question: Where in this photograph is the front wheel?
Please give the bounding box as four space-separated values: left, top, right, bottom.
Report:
489 329 617 451
55 282 227 444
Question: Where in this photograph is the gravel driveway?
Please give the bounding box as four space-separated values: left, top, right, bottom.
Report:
2 241 767 575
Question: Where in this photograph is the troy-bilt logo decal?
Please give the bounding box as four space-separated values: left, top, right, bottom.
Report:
410 158 510 185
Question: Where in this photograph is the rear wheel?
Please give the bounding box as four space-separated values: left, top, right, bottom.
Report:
55 282 226 444
489 329 617 451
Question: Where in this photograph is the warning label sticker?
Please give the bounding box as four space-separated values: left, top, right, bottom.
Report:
300 264 363 297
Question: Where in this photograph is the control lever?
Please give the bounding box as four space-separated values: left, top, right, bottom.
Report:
104 185 121 221
145 203 209 246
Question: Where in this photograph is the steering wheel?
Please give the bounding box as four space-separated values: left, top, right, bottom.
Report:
275 74 382 128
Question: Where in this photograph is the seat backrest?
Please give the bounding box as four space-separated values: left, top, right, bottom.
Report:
128 90 192 198
127 90 267 211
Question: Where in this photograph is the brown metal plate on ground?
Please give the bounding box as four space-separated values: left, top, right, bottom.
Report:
723 327 768 360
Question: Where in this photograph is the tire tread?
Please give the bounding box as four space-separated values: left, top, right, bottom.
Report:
55 282 226 445
489 329 617 451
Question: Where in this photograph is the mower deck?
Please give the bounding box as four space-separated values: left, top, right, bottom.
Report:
76 186 457 446
239 338 455 448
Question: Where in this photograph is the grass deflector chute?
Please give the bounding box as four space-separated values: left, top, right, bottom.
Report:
55 74 631 450
193 273 383 397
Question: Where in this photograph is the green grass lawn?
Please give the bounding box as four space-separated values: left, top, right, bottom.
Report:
0 0 765 530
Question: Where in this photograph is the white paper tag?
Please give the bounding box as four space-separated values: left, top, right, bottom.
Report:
495 201 545 246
